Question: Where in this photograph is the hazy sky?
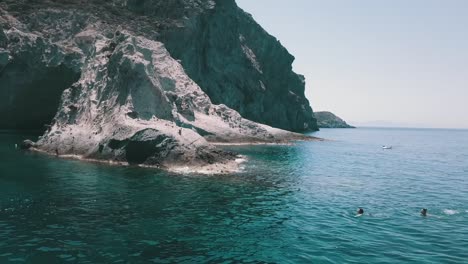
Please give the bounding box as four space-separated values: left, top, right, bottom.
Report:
236 0 468 128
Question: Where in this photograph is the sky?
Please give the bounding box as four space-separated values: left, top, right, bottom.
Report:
236 0 468 128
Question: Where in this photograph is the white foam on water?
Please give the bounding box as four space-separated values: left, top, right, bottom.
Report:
443 209 459 215
235 155 247 164
169 166 192 174
235 158 245 163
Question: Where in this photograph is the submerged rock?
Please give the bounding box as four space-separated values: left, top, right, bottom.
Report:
314 111 355 129
0 0 318 172
20 139 36 150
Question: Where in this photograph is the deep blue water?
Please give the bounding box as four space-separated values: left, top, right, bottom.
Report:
1 128 468 263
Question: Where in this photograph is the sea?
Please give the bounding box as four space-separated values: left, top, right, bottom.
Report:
0 127 467 263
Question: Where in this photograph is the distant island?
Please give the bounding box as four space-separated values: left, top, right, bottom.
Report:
314 112 355 128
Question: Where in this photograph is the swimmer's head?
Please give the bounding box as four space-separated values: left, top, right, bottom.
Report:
421 208 428 216
357 208 364 215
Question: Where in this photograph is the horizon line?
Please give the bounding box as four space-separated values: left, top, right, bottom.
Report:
351 125 468 130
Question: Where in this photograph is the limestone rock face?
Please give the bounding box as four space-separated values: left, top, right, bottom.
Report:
314 111 355 129
0 0 317 172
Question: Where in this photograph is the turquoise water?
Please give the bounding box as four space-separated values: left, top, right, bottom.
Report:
1 128 468 263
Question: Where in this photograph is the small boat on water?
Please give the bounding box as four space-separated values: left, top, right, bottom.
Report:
382 145 393 150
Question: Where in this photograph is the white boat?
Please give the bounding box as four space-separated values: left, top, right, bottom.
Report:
382 145 393 150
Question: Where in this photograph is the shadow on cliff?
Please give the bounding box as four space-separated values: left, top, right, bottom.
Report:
0 61 80 131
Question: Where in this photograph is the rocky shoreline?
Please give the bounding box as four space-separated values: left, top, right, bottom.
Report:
23 131 320 174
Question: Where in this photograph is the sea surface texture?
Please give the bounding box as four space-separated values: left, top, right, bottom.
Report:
1 128 467 263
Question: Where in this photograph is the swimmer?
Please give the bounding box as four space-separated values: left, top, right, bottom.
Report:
356 208 364 216
421 208 428 216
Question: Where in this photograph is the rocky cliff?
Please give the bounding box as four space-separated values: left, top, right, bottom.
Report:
0 0 317 172
314 111 355 128
160 1 317 132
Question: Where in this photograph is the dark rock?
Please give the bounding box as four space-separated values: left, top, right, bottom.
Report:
0 29 8 48
126 111 139 119
20 139 36 150
161 0 318 132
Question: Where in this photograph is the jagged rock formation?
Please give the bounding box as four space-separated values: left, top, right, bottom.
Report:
315 111 355 128
0 0 318 172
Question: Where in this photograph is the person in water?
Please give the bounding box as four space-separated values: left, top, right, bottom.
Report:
421 208 428 216
357 208 364 215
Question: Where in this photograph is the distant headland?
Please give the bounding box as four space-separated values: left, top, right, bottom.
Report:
314 111 355 128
